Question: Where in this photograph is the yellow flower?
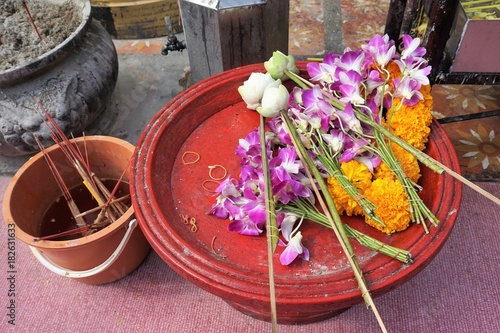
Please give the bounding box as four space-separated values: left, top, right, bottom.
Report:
364 178 411 234
385 85 433 150
327 160 372 216
374 142 421 183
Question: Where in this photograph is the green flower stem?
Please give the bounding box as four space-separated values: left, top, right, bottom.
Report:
284 69 312 89
312 137 385 227
348 106 444 174
259 115 278 331
260 117 279 251
344 224 413 264
280 111 357 270
283 199 413 264
372 128 439 230
356 109 500 207
280 110 388 333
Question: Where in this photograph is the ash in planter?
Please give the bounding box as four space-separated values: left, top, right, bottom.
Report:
0 0 118 156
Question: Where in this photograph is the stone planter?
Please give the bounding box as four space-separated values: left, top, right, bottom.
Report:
0 0 118 156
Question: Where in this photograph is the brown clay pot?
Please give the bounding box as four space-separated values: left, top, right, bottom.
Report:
2 136 150 284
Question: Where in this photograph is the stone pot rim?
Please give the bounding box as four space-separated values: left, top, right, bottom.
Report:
0 0 91 86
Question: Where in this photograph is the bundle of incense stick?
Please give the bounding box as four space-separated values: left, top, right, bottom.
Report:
33 97 130 240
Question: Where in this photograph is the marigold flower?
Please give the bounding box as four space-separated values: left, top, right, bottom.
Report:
327 160 372 216
364 178 411 234
385 84 433 150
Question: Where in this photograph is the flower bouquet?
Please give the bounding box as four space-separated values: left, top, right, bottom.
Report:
129 29 500 330
206 35 499 331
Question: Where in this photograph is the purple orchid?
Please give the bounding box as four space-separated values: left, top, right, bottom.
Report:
356 152 382 173
400 34 427 60
275 212 310 265
278 212 301 240
228 215 264 236
396 56 431 86
208 177 242 219
337 70 365 105
267 117 292 146
395 35 431 87
335 50 366 75
362 34 396 68
339 136 369 163
334 102 363 134
321 129 347 154
306 53 338 85
241 186 267 226
393 77 424 106
290 85 334 131
269 148 312 204
279 231 310 265
365 68 386 96
235 129 262 166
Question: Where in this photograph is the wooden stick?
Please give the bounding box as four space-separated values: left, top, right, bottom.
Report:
92 175 125 217
464 4 500 10
103 165 130 212
259 115 279 332
34 136 86 228
281 111 388 333
74 195 130 218
34 98 120 225
439 162 500 206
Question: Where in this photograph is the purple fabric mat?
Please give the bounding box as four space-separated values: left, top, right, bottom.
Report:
1 175 499 332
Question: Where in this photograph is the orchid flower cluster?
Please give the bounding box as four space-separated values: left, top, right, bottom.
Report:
209 35 434 265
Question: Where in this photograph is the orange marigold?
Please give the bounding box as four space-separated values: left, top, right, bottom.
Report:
385 85 433 150
374 142 421 183
364 178 411 234
326 160 372 216
420 84 433 110
383 61 402 89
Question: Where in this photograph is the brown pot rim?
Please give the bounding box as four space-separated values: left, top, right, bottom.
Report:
3 135 135 250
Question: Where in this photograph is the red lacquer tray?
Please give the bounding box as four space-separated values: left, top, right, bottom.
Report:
130 62 462 324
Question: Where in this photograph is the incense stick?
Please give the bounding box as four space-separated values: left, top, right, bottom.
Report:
22 1 42 41
34 136 86 228
33 97 130 230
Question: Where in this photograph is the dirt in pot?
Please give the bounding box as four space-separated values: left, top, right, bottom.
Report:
0 0 81 72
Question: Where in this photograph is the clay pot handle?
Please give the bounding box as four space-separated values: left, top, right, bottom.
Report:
29 219 138 279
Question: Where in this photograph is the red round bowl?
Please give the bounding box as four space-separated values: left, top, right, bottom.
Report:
130 62 462 324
